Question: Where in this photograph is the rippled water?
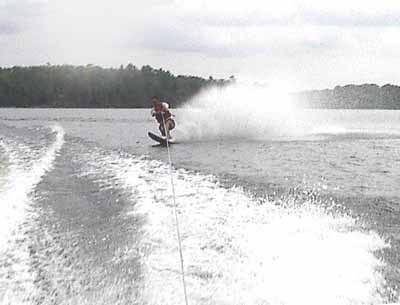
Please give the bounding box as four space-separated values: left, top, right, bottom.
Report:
0 108 399 304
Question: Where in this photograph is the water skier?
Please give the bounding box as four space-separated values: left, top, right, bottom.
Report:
151 96 175 139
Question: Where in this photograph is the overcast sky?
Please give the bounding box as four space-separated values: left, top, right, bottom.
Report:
1 0 400 90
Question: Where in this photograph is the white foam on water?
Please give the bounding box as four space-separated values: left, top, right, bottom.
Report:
0 125 65 247
83 151 393 305
0 125 65 303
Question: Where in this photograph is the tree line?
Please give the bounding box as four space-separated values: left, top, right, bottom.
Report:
0 64 234 108
296 84 400 109
1 65 399 109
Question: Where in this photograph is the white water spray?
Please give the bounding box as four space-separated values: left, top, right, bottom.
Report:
177 83 301 140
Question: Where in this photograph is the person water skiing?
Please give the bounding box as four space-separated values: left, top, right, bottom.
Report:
151 96 175 139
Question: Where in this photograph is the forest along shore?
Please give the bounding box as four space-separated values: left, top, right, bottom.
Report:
1 65 400 109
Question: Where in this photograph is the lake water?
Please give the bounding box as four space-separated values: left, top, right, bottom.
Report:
0 108 399 305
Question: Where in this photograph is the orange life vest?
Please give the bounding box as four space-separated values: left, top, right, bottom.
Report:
154 103 172 123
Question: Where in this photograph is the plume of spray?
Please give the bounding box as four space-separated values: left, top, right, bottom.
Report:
177 82 303 141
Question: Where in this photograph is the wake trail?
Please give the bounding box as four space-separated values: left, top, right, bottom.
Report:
0 125 65 304
81 149 395 305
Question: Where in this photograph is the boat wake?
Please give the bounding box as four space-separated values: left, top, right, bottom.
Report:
79 148 392 305
0 125 64 303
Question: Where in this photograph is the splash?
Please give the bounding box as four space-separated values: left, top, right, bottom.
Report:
176 84 400 141
177 83 301 140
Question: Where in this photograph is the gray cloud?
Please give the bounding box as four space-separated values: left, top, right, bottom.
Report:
301 10 400 27
124 2 398 59
129 19 342 59
0 0 46 36
0 23 19 35
179 9 400 28
0 0 46 16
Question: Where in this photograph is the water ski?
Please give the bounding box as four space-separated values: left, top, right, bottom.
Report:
148 132 175 146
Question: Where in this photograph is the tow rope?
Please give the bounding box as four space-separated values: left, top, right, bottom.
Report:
161 115 189 305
